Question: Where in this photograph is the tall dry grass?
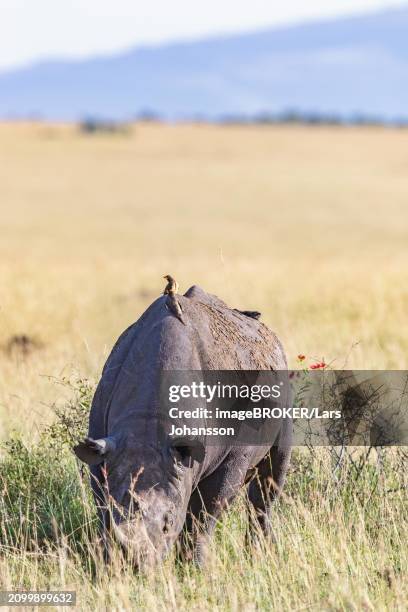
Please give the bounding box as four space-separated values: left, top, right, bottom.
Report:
0 380 406 610
0 122 407 608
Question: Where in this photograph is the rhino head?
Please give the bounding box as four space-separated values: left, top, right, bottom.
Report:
74 432 203 566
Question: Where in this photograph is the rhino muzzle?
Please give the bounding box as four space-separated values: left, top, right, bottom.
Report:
110 513 176 566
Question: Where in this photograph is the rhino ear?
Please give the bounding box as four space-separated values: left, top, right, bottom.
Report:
73 437 116 465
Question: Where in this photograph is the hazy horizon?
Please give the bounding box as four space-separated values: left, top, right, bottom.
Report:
2 4 408 121
0 0 404 71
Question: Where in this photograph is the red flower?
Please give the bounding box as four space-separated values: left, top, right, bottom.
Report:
297 354 306 362
310 361 326 370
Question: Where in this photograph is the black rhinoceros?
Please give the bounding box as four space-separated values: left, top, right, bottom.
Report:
74 285 292 566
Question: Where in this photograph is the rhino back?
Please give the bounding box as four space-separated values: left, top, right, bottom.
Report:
89 285 287 439
181 285 287 370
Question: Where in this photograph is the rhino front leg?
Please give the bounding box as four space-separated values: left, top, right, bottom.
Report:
181 464 246 566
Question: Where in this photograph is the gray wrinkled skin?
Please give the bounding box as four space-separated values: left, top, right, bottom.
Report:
75 285 292 567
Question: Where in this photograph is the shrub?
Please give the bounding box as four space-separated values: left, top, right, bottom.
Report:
0 378 95 553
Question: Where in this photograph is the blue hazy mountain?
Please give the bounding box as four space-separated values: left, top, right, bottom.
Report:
1 7 408 120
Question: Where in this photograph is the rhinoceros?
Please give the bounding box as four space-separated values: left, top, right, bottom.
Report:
74 285 292 566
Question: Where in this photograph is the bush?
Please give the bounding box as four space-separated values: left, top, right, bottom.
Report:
0 378 95 553
79 118 130 135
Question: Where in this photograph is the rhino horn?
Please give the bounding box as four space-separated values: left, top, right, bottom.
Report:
73 436 117 465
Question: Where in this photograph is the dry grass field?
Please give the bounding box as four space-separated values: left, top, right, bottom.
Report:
1 122 408 436
0 122 407 609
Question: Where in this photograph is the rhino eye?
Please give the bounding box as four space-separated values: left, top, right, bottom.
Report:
171 440 205 464
173 445 191 461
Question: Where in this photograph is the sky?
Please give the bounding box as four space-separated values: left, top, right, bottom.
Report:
0 0 404 71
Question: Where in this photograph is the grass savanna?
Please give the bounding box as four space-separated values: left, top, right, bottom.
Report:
0 381 407 610
0 122 407 608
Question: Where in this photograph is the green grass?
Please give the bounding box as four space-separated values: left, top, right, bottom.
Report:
0 380 406 610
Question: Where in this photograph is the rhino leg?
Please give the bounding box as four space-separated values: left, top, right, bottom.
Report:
247 426 292 540
181 462 248 566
